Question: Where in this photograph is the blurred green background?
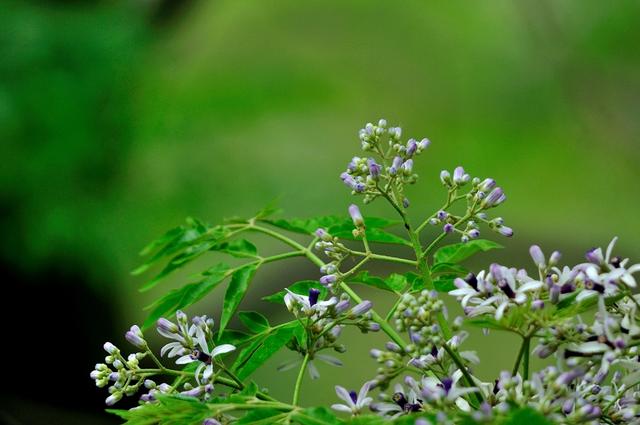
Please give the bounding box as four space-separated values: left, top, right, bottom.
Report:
2 0 640 423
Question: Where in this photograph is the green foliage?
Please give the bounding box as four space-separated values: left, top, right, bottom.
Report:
220 264 259 334
262 216 410 245
238 311 270 333
433 239 502 265
232 321 302 380
107 395 210 425
142 263 230 329
290 407 341 425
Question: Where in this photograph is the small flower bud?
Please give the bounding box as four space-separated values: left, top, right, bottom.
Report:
453 166 470 185
103 342 118 355
440 170 451 186
529 245 546 268
348 204 364 228
350 300 373 316
443 223 454 233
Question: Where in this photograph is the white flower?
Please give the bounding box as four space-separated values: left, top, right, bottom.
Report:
175 330 235 385
331 380 374 415
283 289 337 316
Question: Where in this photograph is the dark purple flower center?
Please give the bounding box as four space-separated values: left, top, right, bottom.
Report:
191 349 212 363
349 390 358 404
442 377 453 394
308 288 320 306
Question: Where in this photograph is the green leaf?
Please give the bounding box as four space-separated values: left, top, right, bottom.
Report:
348 271 397 293
291 407 342 425
501 407 553 425
466 317 513 332
431 262 468 275
254 199 283 220
406 272 425 291
133 218 215 277
220 264 259 335
385 273 409 292
262 280 327 304
215 329 251 345
233 321 301 380
262 215 399 234
142 263 230 329
211 239 258 258
138 226 185 257
108 394 210 424
433 274 458 292
330 226 411 246
239 311 270 333
433 239 503 264
237 408 288 425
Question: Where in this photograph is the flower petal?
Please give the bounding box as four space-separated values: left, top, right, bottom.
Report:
210 344 236 357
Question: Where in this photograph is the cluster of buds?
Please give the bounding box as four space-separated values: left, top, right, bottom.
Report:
316 205 367 292
284 288 379 344
90 337 148 405
282 288 379 379
491 368 611 423
432 168 513 241
314 228 350 282
342 120 430 207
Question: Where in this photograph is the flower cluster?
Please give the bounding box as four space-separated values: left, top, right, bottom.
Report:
341 119 429 206
431 168 512 241
90 338 149 406
282 287 379 379
157 311 236 386
90 311 235 406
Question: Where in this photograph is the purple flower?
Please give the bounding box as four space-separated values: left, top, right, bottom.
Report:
468 229 480 239
315 228 332 242
350 300 373 316
308 288 320 307
349 204 364 227
453 166 469 185
368 158 381 180
418 138 430 150
479 178 496 192
320 274 337 286
331 381 374 415
482 187 506 208
401 159 413 174
389 156 403 176
203 419 222 425
440 170 451 186
125 325 147 349
497 226 513 237
406 139 418 156
529 245 546 268
443 223 454 233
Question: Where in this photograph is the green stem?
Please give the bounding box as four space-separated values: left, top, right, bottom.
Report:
522 338 530 380
511 339 526 377
292 352 310 405
252 224 408 348
347 250 418 266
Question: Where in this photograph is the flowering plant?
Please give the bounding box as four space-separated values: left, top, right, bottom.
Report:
92 120 640 425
